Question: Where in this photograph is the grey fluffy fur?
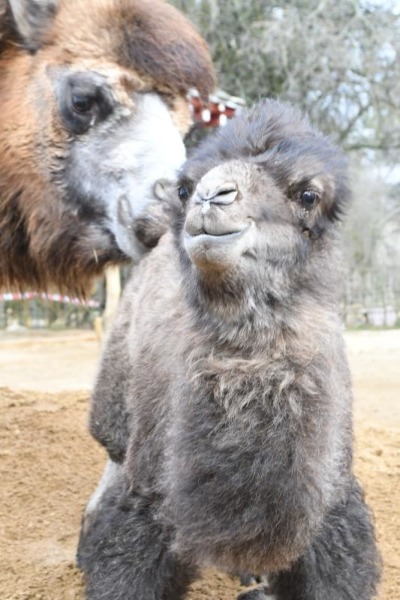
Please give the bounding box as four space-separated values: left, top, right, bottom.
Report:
79 99 381 599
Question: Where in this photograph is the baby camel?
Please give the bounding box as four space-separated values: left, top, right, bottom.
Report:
80 99 380 600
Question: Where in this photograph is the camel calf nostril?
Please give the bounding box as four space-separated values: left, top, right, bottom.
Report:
210 188 238 205
197 183 238 205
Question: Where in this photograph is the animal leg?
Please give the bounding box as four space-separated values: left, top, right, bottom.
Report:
76 459 123 568
269 476 381 600
79 477 196 600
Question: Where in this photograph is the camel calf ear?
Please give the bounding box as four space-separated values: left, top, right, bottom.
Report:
8 0 58 50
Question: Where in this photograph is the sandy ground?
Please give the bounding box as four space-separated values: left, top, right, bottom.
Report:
0 331 99 392
0 329 399 599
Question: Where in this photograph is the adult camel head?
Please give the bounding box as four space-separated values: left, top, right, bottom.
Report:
0 0 215 293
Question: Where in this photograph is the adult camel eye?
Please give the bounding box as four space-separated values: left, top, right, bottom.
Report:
71 93 96 114
300 190 319 209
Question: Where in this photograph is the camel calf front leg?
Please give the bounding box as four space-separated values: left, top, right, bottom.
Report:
79 477 196 600
77 459 122 568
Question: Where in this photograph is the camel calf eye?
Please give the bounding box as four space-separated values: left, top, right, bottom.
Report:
178 186 190 202
300 190 318 208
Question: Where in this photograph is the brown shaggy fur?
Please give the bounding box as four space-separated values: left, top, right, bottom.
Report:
0 0 215 294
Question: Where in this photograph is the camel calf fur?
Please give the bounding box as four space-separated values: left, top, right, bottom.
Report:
80 99 380 600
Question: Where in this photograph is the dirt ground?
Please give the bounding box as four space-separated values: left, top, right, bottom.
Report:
0 329 399 599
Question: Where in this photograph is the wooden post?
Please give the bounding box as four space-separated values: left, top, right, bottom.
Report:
94 266 121 343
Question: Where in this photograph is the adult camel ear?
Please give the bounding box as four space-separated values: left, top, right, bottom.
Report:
8 0 58 51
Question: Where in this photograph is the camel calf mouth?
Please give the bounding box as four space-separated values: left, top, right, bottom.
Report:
184 225 251 241
183 221 253 272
